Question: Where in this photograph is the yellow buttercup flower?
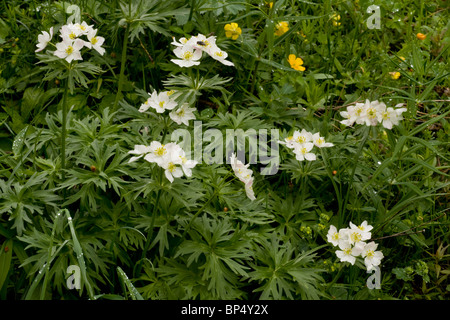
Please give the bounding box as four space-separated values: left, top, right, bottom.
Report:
389 71 401 80
224 23 242 40
275 21 289 36
288 54 305 71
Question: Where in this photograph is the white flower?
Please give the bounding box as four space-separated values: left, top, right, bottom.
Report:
348 221 372 245
208 46 234 66
278 135 296 149
176 147 197 177
60 24 83 41
244 179 256 201
171 45 203 68
191 34 217 53
128 144 152 163
292 129 313 146
293 142 316 161
54 38 84 63
377 103 407 129
35 27 53 52
144 141 172 166
171 36 191 47
86 28 105 55
340 100 368 126
73 21 93 36
147 90 178 113
311 133 334 148
139 98 151 113
230 153 256 201
361 241 384 270
327 225 349 246
335 240 364 265
362 100 384 126
169 103 196 126
160 149 184 183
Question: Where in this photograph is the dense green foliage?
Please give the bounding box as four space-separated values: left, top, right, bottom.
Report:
0 0 449 300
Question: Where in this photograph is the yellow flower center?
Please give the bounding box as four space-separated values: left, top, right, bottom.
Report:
366 250 374 258
155 146 166 157
91 37 98 45
183 51 193 60
69 32 77 40
344 248 352 255
350 232 362 243
167 162 176 173
65 46 74 55
159 101 165 109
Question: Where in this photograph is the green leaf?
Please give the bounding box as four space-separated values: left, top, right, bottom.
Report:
117 267 144 300
0 239 13 290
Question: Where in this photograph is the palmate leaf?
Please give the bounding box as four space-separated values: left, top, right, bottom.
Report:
116 0 189 43
0 173 60 236
174 215 251 299
248 233 325 300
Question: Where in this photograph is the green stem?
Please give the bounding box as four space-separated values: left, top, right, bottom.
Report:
113 25 130 112
135 187 162 277
340 127 370 226
61 75 69 201
321 148 342 213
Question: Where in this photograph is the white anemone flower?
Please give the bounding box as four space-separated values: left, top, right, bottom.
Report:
54 38 84 63
73 21 93 36
293 142 316 161
86 28 105 55
362 100 384 126
209 46 234 66
311 133 334 148
377 103 407 129
348 221 372 245
160 147 184 183
169 103 197 126
327 225 350 247
177 149 198 178
244 179 256 201
171 45 203 68
128 145 152 163
147 90 178 113
335 240 364 265
293 129 313 146
144 141 172 166
361 241 384 270
230 153 256 201
35 27 53 52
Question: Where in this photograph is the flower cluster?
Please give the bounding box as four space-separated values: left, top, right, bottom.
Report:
171 33 234 67
36 21 105 63
128 142 197 183
339 99 407 130
279 129 334 162
139 89 196 126
230 153 256 201
327 221 384 271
